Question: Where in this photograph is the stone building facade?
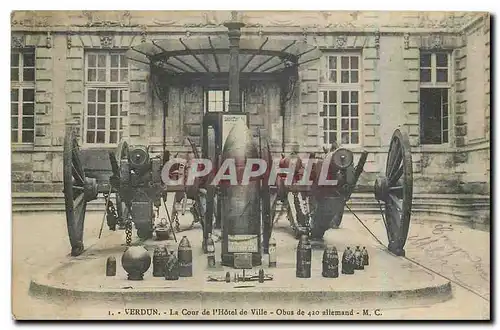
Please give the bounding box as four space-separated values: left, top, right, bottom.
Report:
10 11 490 224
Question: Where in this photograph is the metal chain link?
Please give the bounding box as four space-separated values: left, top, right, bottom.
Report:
125 219 132 246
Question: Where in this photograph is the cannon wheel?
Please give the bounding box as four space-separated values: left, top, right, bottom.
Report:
374 129 413 256
63 128 88 256
115 140 129 224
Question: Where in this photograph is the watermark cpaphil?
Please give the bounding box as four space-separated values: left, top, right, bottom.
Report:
161 155 341 187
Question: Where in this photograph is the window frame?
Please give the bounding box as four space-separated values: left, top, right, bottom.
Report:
418 50 453 147
83 51 129 147
419 51 452 88
318 52 362 147
11 49 36 145
203 87 245 113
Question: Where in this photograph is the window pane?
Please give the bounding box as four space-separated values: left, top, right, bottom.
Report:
443 118 448 130
341 71 349 83
23 89 34 102
350 56 358 69
110 118 117 130
87 104 96 116
11 103 18 115
329 70 336 82
23 103 34 115
322 91 328 103
88 89 96 102
11 117 18 129
341 91 349 103
97 104 105 116
329 118 336 130
420 53 431 67
111 55 119 67
110 104 118 116
328 56 336 70
341 105 349 117
351 119 359 130
341 119 349 130
120 55 128 68
110 90 118 102
436 53 448 67
23 53 35 67
22 117 34 129
351 91 359 103
350 71 358 83
98 90 106 102
88 69 96 81
23 68 35 81
420 69 431 82
98 55 106 67
436 69 448 82
420 88 446 144
11 130 18 143
88 54 96 67
351 132 359 144
341 132 349 144
86 131 95 143
442 132 448 143
88 118 96 129
328 91 336 103
329 132 336 143
11 89 19 102
351 105 358 116
341 56 349 69
110 131 118 144
22 130 34 143
96 131 105 143
97 69 106 82
11 53 19 66
11 68 19 81
97 118 105 129
323 118 328 129
323 133 328 144
328 105 336 116
110 69 118 82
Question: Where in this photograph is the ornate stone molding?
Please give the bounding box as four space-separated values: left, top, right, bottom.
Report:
430 34 442 49
80 10 137 28
67 31 73 49
374 30 380 49
46 32 52 48
334 35 348 48
11 35 25 48
140 25 148 43
100 35 114 48
403 33 410 49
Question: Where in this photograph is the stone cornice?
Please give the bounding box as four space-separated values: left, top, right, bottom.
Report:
11 10 483 33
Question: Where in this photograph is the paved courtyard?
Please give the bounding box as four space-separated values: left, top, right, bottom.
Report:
12 206 490 320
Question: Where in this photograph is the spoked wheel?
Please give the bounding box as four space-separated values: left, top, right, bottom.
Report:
63 128 97 256
374 129 413 256
114 140 129 226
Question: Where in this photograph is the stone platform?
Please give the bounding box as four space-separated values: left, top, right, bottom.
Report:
29 213 452 310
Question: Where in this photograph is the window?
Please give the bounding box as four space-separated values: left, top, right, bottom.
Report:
319 54 361 146
204 89 244 112
419 51 451 145
84 52 129 144
11 50 35 143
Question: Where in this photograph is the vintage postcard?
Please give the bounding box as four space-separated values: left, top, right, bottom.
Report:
11 10 490 320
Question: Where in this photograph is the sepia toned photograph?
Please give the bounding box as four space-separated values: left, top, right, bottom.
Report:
10 10 490 320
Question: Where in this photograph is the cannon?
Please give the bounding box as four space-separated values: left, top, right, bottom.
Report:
62 128 165 256
269 128 413 256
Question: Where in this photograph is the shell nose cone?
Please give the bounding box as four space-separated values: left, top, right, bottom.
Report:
222 120 258 160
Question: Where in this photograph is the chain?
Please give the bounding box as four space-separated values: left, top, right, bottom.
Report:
125 218 132 246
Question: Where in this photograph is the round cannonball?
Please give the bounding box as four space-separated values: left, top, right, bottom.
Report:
121 246 151 280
